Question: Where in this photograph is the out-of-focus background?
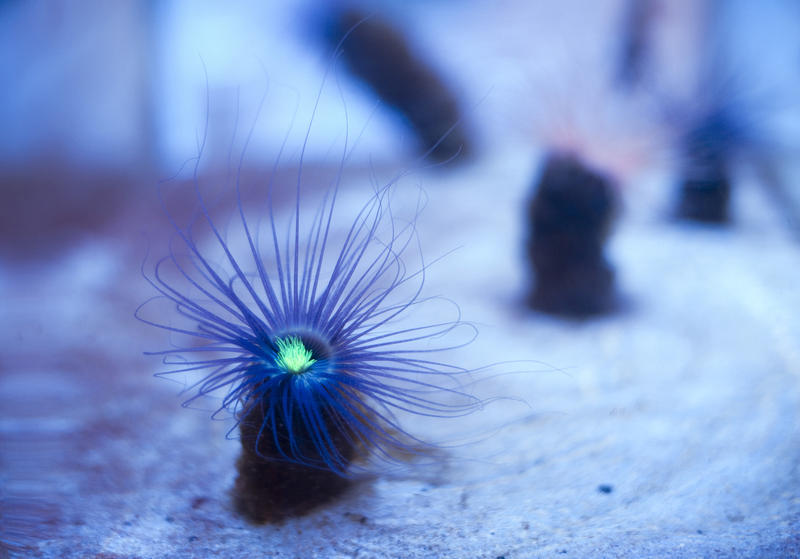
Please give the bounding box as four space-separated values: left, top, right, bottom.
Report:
2 1 800 557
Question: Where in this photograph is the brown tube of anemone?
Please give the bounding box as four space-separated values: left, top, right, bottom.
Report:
526 152 619 317
675 116 732 223
233 394 358 523
323 8 470 163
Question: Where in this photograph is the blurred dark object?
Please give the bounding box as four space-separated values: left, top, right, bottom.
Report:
616 0 657 89
675 113 733 223
233 402 354 523
526 153 619 317
323 8 469 163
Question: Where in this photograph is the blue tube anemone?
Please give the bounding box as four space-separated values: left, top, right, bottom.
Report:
137 85 485 516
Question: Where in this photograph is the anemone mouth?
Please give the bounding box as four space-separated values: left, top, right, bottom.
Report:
270 331 333 374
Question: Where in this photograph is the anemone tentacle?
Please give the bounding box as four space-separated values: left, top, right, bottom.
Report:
139 88 487 478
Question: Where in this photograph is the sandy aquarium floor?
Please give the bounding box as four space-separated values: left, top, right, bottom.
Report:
2 145 799 558
2 1 800 558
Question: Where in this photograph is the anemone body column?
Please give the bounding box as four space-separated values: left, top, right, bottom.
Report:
526 153 619 317
233 336 357 523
